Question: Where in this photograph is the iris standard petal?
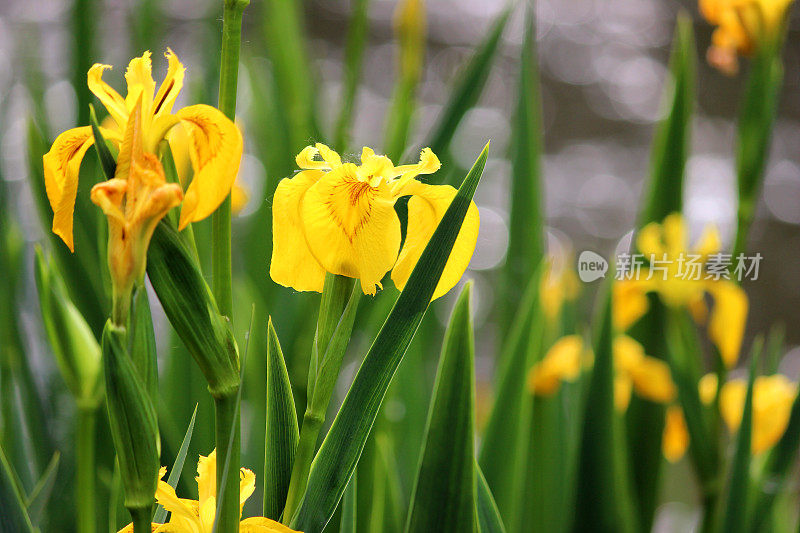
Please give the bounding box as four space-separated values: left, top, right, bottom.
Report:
152 49 185 118
124 51 156 116
175 104 243 229
705 279 748 368
42 126 97 251
301 165 402 295
390 180 479 300
270 170 327 292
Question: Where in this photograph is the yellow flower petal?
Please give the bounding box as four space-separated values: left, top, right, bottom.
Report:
301 164 402 295
705 280 748 368
699 373 718 404
636 221 666 258
662 213 688 256
87 64 128 128
614 375 633 411
155 479 199 525
390 180 479 300
196 450 216 505
175 104 243 229
527 335 585 396
240 517 303 533
663 405 689 463
240 468 256 510
152 49 185 119
389 147 440 194
612 279 652 331
124 51 156 116
269 170 327 292
613 334 645 374
231 182 249 214
42 126 99 252
629 356 676 404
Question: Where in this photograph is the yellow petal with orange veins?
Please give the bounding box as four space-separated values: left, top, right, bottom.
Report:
663 405 689 463
270 170 327 292
152 49 185 119
240 517 303 532
124 51 156 115
391 181 479 301
175 104 243 229
87 64 128 128
705 280 748 368
301 165 401 295
42 126 97 251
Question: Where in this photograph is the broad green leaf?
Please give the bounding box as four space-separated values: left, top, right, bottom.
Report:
0 444 35 533
263 318 299 520
479 269 542 523
340 472 357 533
503 5 544 324
476 463 506 533
424 6 510 172
721 345 759 533
153 405 198 524
334 0 371 153
290 143 488 533
406 283 477 532
572 289 637 533
638 12 694 226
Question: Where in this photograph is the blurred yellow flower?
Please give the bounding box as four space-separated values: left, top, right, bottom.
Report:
719 374 797 454
614 213 749 368
270 144 479 298
662 405 690 463
700 0 794 74
540 259 580 322
43 49 242 251
91 99 182 318
527 334 676 410
394 0 427 83
117 450 300 533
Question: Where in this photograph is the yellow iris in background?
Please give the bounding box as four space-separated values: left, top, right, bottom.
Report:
699 0 795 74
527 334 676 410
614 213 749 368
117 450 300 533
43 49 243 251
270 143 480 299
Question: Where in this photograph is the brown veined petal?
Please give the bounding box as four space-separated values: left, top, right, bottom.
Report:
270 170 327 292
705 279 748 368
239 517 303 533
124 51 156 116
42 126 98 251
87 64 128 128
301 165 402 295
390 181 479 301
175 104 243 229
152 49 185 118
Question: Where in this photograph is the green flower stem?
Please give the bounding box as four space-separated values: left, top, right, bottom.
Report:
76 404 97 533
214 2 247 531
282 412 324 523
130 507 152 533
214 392 241 533
212 0 247 321
284 274 355 523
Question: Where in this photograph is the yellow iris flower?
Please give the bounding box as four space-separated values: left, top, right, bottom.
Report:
614 213 749 368
662 372 798 462
527 334 676 410
270 143 480 298
699 0 794 74
117 450 300 533
91 98 183 307
43 49 243 251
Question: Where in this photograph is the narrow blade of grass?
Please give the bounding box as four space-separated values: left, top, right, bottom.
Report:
0 444 35 533
153 405 198 524
476 462 506 533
